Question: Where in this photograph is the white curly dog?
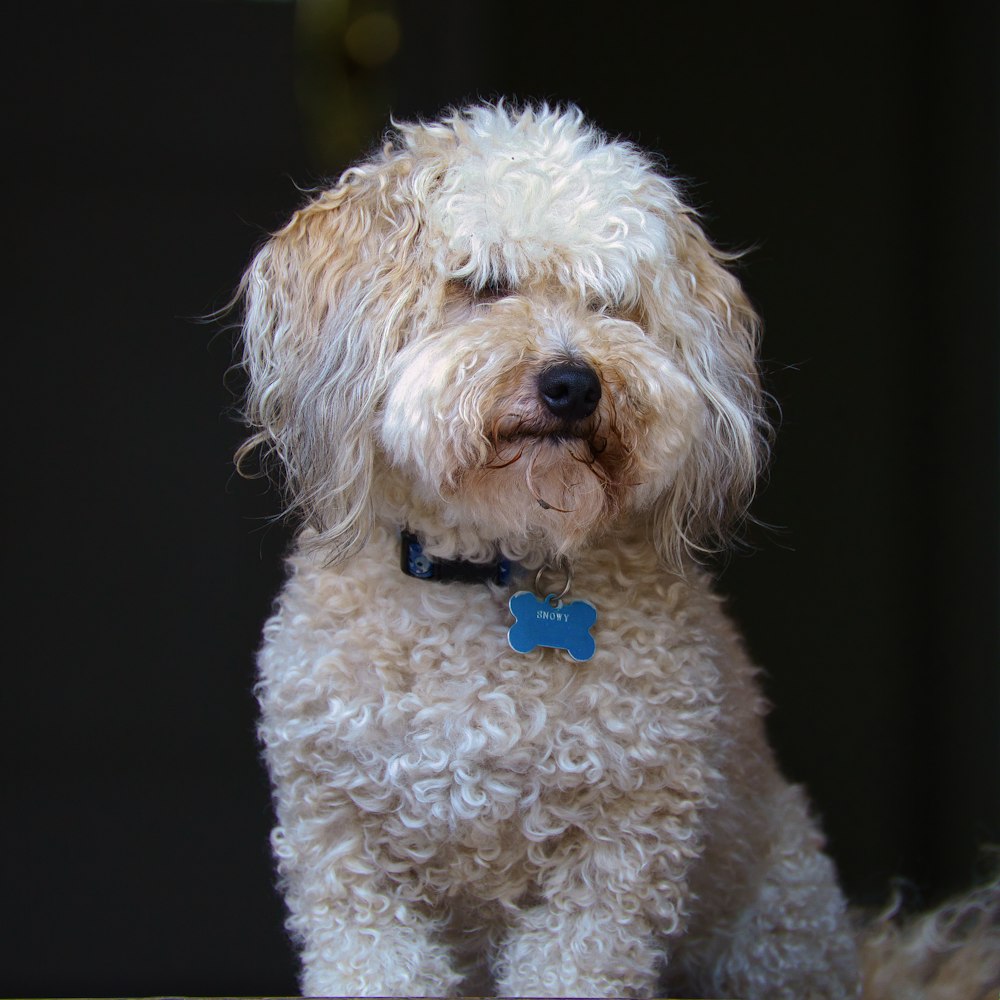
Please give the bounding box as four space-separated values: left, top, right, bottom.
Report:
237 103 930 998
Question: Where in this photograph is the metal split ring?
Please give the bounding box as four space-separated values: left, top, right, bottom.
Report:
534 559 573 602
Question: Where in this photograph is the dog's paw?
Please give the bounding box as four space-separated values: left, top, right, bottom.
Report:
302 950 463 999
496 916 662 998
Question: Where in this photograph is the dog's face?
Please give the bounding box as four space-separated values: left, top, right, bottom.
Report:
240 105 767 566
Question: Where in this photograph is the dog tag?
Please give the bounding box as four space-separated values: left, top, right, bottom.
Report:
508 591 597 662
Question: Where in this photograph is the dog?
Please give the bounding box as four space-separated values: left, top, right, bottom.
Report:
237 103 996 998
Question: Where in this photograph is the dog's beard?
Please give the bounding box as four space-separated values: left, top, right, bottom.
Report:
442 421 638 554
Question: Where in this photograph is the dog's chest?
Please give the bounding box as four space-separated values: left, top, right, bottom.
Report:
347 642 695 894
260 545 725 895
330 630 661 821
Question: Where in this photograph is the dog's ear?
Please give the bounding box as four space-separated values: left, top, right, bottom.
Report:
238 154 420 562
647 210 770 568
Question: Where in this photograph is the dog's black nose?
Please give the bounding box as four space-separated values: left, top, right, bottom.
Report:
538 362 602 421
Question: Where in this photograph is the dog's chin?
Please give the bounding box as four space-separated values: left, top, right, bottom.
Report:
443 435 631 554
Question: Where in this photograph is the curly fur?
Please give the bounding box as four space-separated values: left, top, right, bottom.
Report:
236 103 989 998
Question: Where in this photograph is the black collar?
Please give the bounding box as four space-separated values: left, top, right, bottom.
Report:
400 530 514 585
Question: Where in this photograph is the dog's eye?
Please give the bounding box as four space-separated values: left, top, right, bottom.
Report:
588 295 645 326
476 277 516 301
452 276 517 302
587 295 627 317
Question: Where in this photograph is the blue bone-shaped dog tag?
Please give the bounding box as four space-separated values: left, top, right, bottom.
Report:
508 591 597 662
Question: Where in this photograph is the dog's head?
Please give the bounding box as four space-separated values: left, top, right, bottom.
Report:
239 104 768 568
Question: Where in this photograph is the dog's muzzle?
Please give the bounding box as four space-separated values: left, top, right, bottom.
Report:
537 361 601 422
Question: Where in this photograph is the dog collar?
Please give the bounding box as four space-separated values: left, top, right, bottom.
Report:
400 530 514 585
400 532 597 660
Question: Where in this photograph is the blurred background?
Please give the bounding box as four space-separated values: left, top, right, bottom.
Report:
5 1 998 995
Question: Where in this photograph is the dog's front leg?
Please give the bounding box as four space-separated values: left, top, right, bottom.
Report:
497 897 662 998
271 815 462 998
495 816 695 998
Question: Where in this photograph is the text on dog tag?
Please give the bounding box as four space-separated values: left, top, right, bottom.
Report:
508 591 597 662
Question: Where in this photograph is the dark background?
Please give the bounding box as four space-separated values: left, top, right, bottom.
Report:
5 1 998 995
